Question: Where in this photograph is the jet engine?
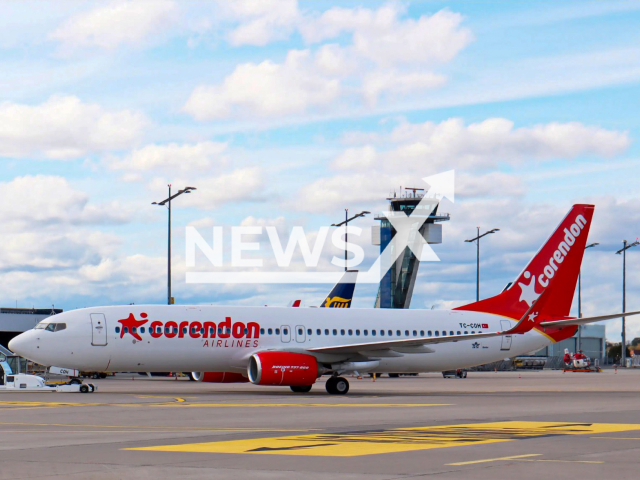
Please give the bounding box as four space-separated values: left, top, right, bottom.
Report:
248 352 318 386
190 371 248 383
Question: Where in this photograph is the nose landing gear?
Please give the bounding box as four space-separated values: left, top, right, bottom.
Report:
326 376 349 395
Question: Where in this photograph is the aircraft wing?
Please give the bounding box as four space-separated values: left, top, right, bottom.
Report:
307 330 511 355
539 310 640 328
308 294 546 355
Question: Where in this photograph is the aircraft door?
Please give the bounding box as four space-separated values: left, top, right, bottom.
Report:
295 325 306 343
91 313 108 346
500 320 512 351
280 325 291 343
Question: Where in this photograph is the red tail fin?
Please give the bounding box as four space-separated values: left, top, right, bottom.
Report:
455 204 595 321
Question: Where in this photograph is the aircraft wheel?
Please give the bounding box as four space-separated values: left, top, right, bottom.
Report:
326 376 349 395
290 385 312 393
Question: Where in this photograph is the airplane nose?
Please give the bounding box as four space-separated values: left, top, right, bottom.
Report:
8 333 29 356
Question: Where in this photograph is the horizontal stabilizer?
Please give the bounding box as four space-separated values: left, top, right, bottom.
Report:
540 310 640 327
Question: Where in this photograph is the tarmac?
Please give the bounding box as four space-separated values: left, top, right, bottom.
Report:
1 369 640 479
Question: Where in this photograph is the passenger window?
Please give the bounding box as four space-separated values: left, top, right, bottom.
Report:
412 330 417 336
124 327 129 334
420 330 424 336
450 331 454 336
428 330 432 336
115 326 121 333
325 329 329 335
457 331 461 335
372 330 377 336
54 323 67 332
268 328 273 335
464 331 468 334
442 331 446 336
244 328 248 335
435 331 439 336
396 330 401 336
165 327 170 333
307 329 312 335
348 329 353 335
140 327 145 334
355 329 360 336
132 327 137 333
173 327 178 334
340 329 345 335
388 330 393 336
405 330 409 336
260 328 265 335
283 328 288 335
182 328 187 334
275 328 281 335
317 329 321 335
332 329 337 335
298 328 303 335
471 331 475 334
200 328 205 334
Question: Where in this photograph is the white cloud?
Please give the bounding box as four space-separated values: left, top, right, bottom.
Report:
0 175 132 229
335 118 630 173
183 5 472 120
50 0 177 52
0 96 147 159
221 0 300 46
147 167 264 210
302 6 473 67
107 141 228 173
183 50 340 120
362 71 447 106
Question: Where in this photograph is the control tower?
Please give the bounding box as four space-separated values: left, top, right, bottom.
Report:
372 188 450 309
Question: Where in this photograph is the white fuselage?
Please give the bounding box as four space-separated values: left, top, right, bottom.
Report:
10 305 552 374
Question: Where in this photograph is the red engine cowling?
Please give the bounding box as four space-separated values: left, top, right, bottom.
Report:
192 371 248 383
248 352 318 386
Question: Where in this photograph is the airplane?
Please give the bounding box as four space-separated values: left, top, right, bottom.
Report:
10 204 640 395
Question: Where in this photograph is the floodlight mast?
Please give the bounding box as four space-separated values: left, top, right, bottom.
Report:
332 210 370 271
616 239 639 365
465 228 500 302
152 186 197 305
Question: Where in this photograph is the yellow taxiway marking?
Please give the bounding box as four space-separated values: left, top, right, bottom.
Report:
127 421 640 457
447 454 542 465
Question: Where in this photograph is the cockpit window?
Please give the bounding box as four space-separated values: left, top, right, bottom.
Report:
37 323 66 332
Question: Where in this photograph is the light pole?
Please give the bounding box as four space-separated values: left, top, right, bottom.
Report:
332 210 370 271
578 242 599 351
465 228 499 302
152 185 197 305
616 239 639 366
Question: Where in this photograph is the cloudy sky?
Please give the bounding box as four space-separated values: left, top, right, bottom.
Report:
1 0 640 341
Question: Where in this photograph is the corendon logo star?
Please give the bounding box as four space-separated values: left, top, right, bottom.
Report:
118 313 149 341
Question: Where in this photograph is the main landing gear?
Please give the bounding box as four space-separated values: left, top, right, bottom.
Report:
326 376 349 395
